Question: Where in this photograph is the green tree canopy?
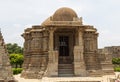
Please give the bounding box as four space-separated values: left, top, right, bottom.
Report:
6 43 23 54
10 54 24 68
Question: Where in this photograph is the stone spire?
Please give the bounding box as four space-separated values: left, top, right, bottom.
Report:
0 30 16 82
0 29 5 47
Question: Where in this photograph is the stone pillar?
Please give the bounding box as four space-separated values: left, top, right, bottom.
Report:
44 50 58 77
74 27 87 76
44 27 58 77
49 28 54 51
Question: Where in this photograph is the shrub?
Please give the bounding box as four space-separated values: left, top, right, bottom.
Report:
112 58 120 64
12 68 23 75
114 67 120 72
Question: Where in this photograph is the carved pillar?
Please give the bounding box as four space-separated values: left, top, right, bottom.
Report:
74 27 86 76
44 27 58 77
49 29 54 51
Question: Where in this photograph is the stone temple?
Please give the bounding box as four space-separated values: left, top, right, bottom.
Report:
0 31 16 82
21 7 114 79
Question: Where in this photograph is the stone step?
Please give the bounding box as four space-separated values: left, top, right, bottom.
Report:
59 57 72 64
89 74 102 77
88 72 102 77
59 60 72 64
58 74 74 77
58 64 73 69
58 63 74 77
58 69 74 74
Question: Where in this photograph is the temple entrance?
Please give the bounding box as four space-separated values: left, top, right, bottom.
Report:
58 35 74 77
54 30 74 76
58 36 72 64
59 36 69 56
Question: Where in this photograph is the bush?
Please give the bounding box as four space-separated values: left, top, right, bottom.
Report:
114 67 120 72
112 58 120 64
12 68 23 75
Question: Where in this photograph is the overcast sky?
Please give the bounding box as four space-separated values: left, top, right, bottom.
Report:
0 0 120 48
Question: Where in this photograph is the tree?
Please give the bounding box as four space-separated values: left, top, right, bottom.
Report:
10 54 24 68
6 43 23 54
6 43 24 68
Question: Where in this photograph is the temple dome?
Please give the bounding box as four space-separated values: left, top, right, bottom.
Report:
41 7 78 26
41 17 51 25
52 7 78 21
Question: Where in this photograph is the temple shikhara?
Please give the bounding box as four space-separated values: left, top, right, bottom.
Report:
21 7 114 79
0 31 16 82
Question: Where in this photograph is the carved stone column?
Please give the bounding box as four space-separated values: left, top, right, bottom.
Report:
44 27 58 77
49 28 54 51
74 27 87 76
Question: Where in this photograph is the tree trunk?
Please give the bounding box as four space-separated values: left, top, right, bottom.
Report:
15 64 18 68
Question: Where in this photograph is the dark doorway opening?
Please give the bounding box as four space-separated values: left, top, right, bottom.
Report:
59 36 69 56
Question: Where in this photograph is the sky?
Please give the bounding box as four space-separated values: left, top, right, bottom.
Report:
0 0 120 48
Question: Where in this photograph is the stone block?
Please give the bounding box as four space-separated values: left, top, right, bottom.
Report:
0 79 4 82
8 80 17 82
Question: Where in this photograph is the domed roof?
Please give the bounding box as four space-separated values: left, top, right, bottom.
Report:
52 7 78 21
41 17 51 26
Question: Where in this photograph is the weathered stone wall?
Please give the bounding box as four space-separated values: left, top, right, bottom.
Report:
83 28 101 70
98 46 120 58
98 47 114 75
21 26 49 79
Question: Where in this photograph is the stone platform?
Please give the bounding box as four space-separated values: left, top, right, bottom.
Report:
15 74 116 82
41 75 115 82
